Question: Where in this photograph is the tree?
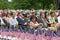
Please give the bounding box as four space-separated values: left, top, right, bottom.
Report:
0 0 59 10
53 0 59 10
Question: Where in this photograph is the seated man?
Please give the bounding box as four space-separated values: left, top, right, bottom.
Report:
16 12 29 31
48 12 58 32
9 12 18 28
16 12 26 26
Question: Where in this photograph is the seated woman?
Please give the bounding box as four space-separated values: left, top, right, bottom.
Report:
29 15 40 29
37 12 48 28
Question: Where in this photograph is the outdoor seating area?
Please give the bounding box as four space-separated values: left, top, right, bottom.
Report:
0 9 60 40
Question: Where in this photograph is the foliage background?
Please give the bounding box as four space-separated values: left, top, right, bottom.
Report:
0 0 59 10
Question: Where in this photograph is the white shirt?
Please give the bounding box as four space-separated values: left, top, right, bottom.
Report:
57 16 60 23
0 17 5 25
9 17 18 26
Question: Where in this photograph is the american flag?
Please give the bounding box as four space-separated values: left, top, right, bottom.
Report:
9 31 13 37
25 32 30 38
52 37 58 40
1 31 5 36
36 34 42 40
29 34 36 40
20 32 25 40
46 36 52 40
16 32 21 38
1 30 8 36
42 32 47 40
14 32 18 37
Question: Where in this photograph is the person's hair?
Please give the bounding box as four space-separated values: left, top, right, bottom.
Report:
6 13 10 17
58 13 60 16
32 12 36 15
44 11 50 18
50 11 55 17
50 11 54 15
40 12 44 17
17 12 20 16
10 12 13 16
17 12 22 16
23 14 27 17
30 15 36 21
44 11 47 18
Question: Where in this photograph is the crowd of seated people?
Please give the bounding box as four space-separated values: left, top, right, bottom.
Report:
0 9 60 35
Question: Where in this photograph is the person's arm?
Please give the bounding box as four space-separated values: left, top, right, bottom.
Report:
16 17 24 25
30 22 38 28
4 17 9 23
9 18 13 26
14 19 18 28
24 22 28 25
15 19 18 25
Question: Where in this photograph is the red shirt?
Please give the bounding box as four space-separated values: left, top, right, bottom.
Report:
2 12 6 17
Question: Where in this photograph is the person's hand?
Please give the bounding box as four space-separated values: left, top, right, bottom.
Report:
14 24 18 28
24 22 27 25
35 24 38 25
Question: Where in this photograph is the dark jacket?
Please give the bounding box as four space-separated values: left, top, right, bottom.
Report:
16 17 25 25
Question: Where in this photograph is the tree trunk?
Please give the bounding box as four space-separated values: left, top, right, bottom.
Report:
53 0 59 10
